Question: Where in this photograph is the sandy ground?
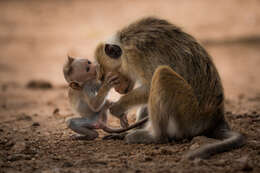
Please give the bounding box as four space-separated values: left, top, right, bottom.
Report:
0 0 260 172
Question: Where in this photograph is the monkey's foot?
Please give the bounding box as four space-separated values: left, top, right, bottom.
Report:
70 134 97 141
102 133 127 140
183 148 211 160
125 130 156 144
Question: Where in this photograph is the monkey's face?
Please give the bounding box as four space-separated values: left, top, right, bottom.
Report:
63 56 97 84
95 43 135 94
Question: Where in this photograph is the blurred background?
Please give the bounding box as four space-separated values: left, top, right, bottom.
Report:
0 0 260 99
0 1 260 172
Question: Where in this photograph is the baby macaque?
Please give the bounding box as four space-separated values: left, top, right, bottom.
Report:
63 56 128 140
63 56 147 140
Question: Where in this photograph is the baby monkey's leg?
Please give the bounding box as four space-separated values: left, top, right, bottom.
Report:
67 117 98 140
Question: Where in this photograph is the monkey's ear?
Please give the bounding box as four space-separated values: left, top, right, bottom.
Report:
67 55 74 63
104 44 122 59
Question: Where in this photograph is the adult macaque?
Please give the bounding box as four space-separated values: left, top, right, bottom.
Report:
94 17 245 159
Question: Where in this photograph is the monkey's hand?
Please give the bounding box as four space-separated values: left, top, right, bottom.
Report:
103 72 120 90
114 77 133 94
69 82 83 90
109 102 126 118
107 101 128 128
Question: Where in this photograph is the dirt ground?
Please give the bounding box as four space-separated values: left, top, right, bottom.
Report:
1 0 260 172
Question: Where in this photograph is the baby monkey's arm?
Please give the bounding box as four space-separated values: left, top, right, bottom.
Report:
84 73 120 112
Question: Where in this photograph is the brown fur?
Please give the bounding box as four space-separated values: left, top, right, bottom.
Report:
95 17 245 159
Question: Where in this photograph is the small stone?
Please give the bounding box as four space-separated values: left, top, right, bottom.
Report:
32 122 40 127
193 158 203 166
242 164 253 172
226 111 232 115
17 113 32 121
144 156 152 162
5 140 14 148
53 108 59 115
160 148 173 155
42 170 53 173
135 169 142 173
11 141 26 153
1 84 7 91
2 104 7 109
26 80 53 89
7 154 28 161
154 146 160 150
62 161 73 167
236 156 253 172
214 159 226 166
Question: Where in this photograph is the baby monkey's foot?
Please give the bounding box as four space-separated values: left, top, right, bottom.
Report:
70 134 98 141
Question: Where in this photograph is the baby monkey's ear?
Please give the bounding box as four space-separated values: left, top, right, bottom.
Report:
67 55 75 64
96 64 105 82
69 82 83 90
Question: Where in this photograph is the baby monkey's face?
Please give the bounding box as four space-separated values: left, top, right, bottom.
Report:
64 57 97 84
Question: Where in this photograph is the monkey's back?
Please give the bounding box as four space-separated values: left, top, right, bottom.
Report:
118 17 224 116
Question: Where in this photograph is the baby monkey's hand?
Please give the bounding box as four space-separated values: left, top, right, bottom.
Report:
69 82 83 90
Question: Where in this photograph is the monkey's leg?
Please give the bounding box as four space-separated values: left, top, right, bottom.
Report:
102 106 148 140
67 118 98 140
135 106 148 129
125 65 200 144
136 106 148 122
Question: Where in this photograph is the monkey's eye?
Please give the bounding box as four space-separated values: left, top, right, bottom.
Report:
105 44 122 59
86 67 90 72
88 61 91 64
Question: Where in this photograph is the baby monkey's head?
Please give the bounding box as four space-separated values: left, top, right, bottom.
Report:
63 56 96 84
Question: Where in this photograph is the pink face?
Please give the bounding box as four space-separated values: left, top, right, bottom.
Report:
68 58 97 83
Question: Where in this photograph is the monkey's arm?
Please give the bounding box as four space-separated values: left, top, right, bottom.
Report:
83 74 120 112
110 85 149 117
83 85 111 112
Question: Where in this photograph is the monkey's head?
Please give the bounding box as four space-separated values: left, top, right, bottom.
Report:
95 40 135 94
63 56 97 85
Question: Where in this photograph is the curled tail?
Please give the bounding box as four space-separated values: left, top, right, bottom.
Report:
185 122 246 160
100 117 148 133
